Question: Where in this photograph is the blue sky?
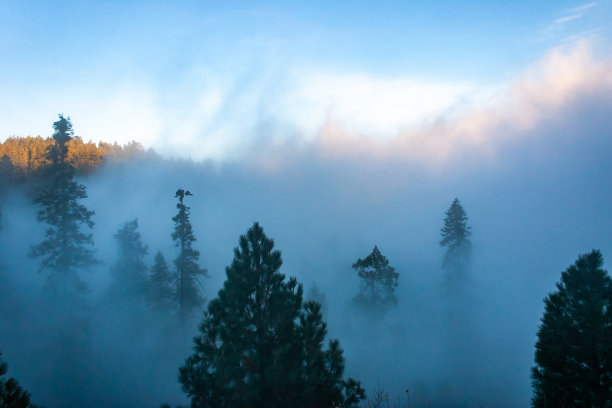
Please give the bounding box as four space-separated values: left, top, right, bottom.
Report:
1 0 611 160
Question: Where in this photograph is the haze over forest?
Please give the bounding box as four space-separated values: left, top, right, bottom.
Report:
2 1 612 407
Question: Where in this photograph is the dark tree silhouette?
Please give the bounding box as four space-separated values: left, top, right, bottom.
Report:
0 351 39 408
439 198 472 288
352 246 399 313
148 251 176 315
532 250 612 407
172 188 206 328
29 114 97 292
179 222 365 408
108 219 148 301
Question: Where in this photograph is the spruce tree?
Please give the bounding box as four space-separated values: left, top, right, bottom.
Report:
108 219 148 301
439 198 472 288
531 250 612 407
148 251 175 315
179 222 365 408
172 188 205 327
29 114 97 292
352 246 399 313
0 351 39 408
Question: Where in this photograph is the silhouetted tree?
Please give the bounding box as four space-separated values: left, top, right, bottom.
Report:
148 251 176 315
172 188 206 328
179 222 365 408
306 282 327 316
0 351 39 408
531 250 612 407
439 198 471 288
352 246 399 313
29 114 97 292
108 219 148 301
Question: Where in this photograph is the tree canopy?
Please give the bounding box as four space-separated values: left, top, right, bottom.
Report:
352 245 399 313
532 250 612 407
179 222 365 408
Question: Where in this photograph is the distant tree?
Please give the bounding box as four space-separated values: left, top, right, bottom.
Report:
531 250 612 407
148 251 176 315
29 114 97 292
172 188 206 328
108 219 148 301
0 351 39 408
306 282 327 315
352 246 399 313
179 222 365 408
439 198 472 287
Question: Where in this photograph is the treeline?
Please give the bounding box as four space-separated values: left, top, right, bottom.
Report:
0 134 156 185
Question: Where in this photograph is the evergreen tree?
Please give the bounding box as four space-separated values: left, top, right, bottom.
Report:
179 222 365 408
108 219 148 301
439 198 472 287
29 114 97 292
0 351 39 408
172 188 206 327
531 250 612 407
352 246 399 313
148 251 176 315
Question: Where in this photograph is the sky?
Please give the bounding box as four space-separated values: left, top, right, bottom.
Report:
1 0 611 162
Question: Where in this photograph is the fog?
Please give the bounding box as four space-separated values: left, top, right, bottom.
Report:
1 76 612 407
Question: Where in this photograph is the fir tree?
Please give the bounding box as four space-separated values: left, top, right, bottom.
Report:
352 246 399 313
148 251 175 315
172 188 206 327
0 351 39 408
108 219 148 301
29 114 97 292
179 222 365 408
439 198 472 288
531 250 612 407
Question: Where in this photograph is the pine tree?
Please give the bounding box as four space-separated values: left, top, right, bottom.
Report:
0 351 39 408
531 250 612 407
439 198 472 287
172 188 206 327
29 114 97 292
108 219 148 301
352 246 399 313
148 251 175 315
179 222 365 408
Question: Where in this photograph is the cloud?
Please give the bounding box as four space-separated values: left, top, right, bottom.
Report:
306 41 612 165
554 14 583 25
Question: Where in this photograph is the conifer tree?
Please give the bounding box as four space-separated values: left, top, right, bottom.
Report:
29 114 97 292
0 351 39 408
352 246 399 313
148 251 175 315
172 188 205 327
179 222 365 408
439 198 472 287
531 250 612 407
108 219 148 301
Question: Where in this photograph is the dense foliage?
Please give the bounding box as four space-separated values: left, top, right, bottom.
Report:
532 250 612 407
0 352 38 408
179 223 365 408
0 135 152 185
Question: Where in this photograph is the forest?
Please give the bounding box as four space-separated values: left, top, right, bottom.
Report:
1 114 612 408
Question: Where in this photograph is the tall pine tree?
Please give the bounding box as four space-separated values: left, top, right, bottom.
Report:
29 114 97 292
439 198 472 288
172 188 205 328
532 250 612 407
108 219 148 301
179 222 365 408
